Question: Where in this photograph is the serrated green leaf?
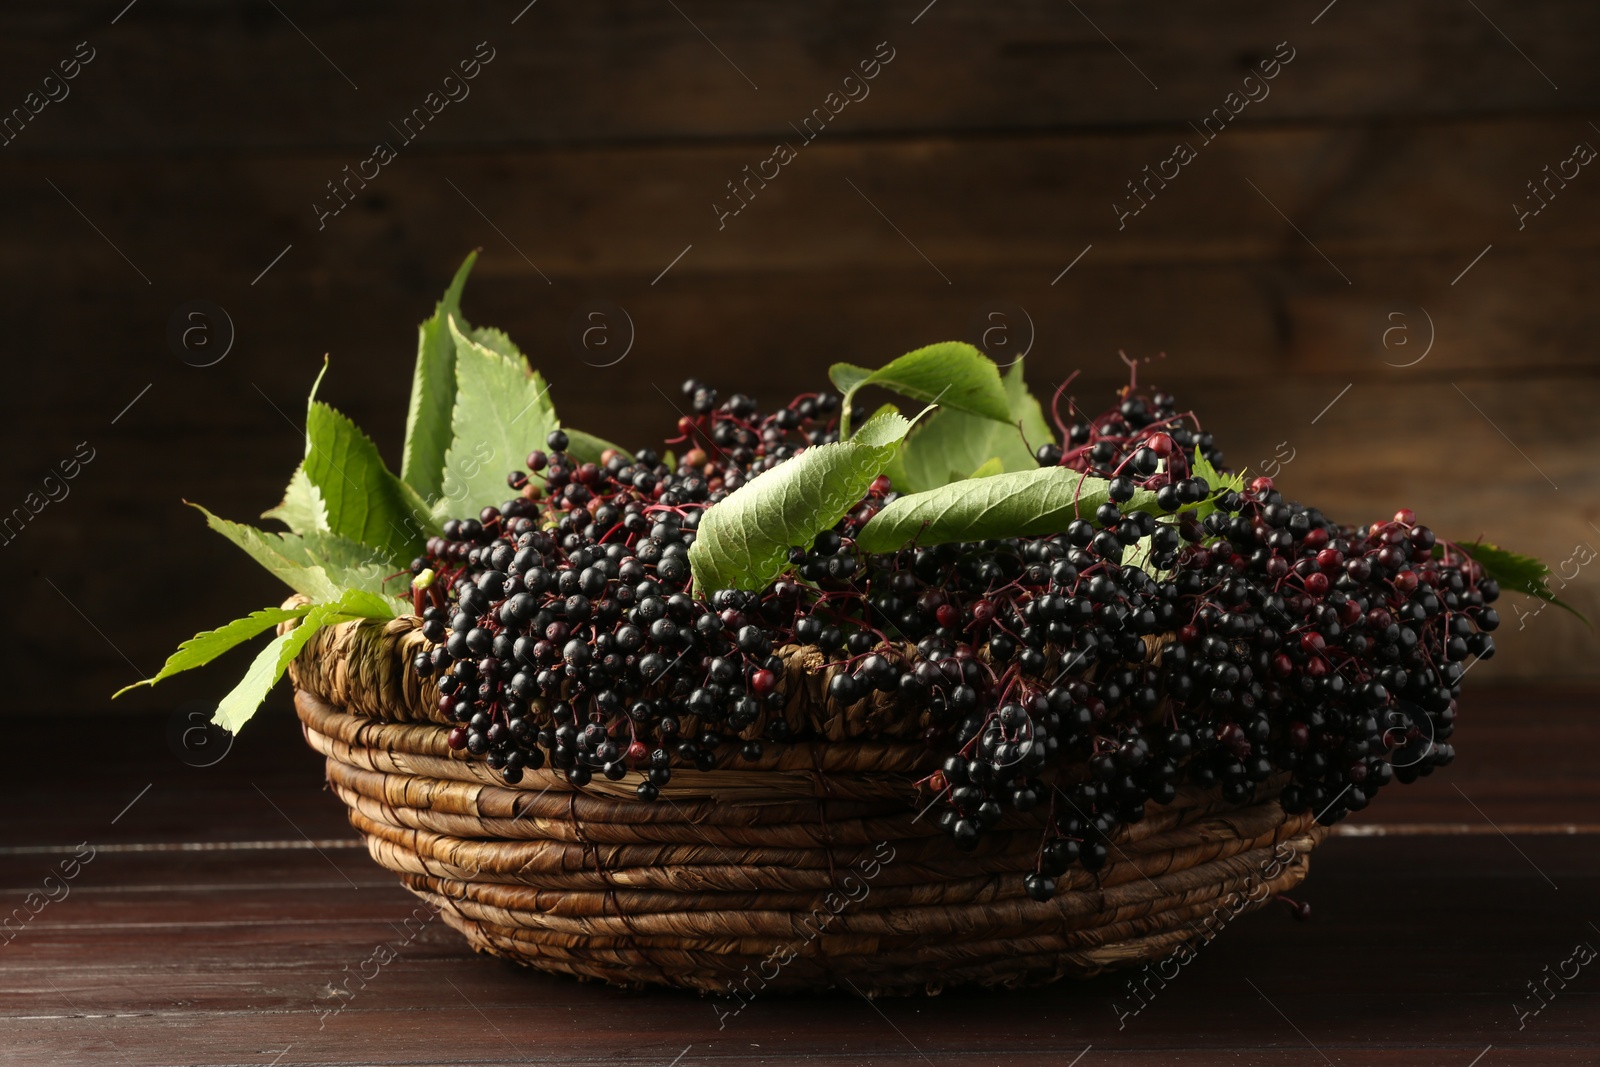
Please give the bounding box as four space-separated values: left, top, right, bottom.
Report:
212 631 293 734
565 428 634 466
261 464 329 534
689 409 911 592
433 315 560 521
210 588 398 734
889 359 1052 493
113 605 313 697
194 505 343 601
401 252 477 501
297 531 409 597
304 400 436 567
832 342 1012 438
1434 541 1591 626
857 466 1157 554
469 326 560 422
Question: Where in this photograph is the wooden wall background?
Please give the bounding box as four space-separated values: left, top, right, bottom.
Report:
4 1 1597 721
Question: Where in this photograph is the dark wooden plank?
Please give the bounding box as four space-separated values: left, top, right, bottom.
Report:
1 837 1596 1064
1 1 1596 157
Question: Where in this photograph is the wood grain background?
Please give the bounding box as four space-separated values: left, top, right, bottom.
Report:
4 1 1597 718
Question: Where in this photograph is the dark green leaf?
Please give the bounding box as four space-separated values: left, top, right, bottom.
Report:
401 252 477 501
888 359 1052 492
831 342 1011 438
689 409 911 592
304 400 436 567
565 428 634 466
113 605 312 697
1434 541 1591 625
857 466 1156 553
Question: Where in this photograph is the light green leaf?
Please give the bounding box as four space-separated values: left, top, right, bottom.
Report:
113 605 312 697
261 464 328 534
565 428 634 466
889 359 1052 493
857 466 1156 553
194 505 343 601
210 589 399 734
304 400 436 567
297 531 410 597
434 315 561 521
212 631 293 734
969 457 1005 479
469 326 559 423
689 409 911 592
401 252 477 501
832 342 1011 438
1434 541 1590 626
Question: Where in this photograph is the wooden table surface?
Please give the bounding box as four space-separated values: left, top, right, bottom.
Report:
4 688 1597 1067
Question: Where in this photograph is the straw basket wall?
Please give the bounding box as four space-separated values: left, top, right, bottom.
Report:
286 611 1326 995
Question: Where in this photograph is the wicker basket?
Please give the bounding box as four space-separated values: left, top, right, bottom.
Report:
286 611 1328 995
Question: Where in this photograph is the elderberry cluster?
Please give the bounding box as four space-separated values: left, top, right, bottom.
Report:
407 377 1498 902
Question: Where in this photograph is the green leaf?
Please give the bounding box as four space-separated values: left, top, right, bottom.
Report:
889 359 1052 493
260 464 328 534
689 409 912 592
1187 452 1245 528
831 342 1012 438
212 631 294 734
969 457 1005 479
469 325 560 423
194 505 344 602
565 428 634 466
401 252 477 501
211 589 398 734
1434 541 1591 625
433 315 560 521
113 605 312 697
200 501 412 602
857 466 1156 554
297 531 410 597
304 399 436 567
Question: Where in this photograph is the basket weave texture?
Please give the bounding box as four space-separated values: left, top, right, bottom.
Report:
287 612 1327 995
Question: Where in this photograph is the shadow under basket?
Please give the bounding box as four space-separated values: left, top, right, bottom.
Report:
287 613 1328 996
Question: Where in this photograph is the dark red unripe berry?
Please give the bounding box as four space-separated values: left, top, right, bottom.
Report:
750 669 777 696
